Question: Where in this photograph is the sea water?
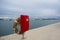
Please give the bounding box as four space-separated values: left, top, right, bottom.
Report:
0 20 60 37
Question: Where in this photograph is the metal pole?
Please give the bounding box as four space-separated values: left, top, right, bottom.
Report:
22 32 24 39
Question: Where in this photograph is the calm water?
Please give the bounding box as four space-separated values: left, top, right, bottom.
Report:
0 20 60 37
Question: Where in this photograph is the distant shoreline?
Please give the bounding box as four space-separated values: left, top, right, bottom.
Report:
0 18 60 20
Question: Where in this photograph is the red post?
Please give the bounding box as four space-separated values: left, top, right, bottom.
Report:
20 14 29 39
20 14 29 33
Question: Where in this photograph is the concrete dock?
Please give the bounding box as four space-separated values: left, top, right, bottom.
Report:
0 22 60 40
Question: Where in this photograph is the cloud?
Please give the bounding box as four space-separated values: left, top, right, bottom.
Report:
40 8 57 16
0 0 60 18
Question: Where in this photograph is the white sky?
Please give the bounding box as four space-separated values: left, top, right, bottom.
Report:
0 0 60 18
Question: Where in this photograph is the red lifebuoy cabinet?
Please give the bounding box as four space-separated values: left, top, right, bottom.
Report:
20 15 29 32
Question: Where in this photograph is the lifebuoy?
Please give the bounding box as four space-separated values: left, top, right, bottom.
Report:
13 18 24 34
13 15 29 34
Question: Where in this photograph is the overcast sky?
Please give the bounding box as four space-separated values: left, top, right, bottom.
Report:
0 0 60 18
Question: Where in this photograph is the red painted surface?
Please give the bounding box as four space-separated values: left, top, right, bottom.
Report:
20 15 29 32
